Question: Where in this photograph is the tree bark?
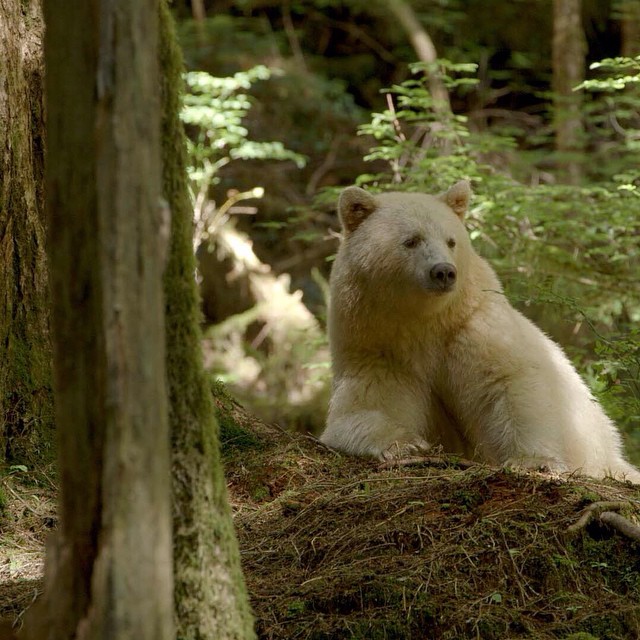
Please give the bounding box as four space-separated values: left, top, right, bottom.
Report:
26 0 174 638
0 0 53 466
159 4 255 639
190 0 206 46
552 0 586 184
619 0 640 57
385 0 451 114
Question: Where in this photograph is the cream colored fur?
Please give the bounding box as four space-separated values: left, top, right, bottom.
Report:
320 181 640 483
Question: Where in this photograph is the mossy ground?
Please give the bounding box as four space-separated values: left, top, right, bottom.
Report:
218 402 640 640
2 398 640 639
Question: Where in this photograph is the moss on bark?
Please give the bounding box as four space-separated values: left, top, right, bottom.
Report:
159 3 255 638
0 0 54 468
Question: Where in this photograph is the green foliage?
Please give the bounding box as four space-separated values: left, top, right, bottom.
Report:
357 61 484 190
181 65 306 243
182 66 306 172
580 56 640 92
579 56 640 183
181 67 305 164
589 329 640 453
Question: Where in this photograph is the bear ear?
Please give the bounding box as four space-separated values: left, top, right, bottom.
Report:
338 186 377 233
440 180 472 219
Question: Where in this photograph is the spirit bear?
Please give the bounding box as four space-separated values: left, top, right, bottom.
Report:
320 180 640 483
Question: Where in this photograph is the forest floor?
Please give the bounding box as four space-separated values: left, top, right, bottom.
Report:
0 464 55 635
220 395 640 640
2 393 640 640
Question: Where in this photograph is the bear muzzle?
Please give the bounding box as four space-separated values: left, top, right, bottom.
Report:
429 262 457 291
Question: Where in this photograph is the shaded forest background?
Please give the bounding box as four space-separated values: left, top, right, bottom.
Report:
171 0 640 459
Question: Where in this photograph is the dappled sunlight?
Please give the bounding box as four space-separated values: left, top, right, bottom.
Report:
200 223 330 432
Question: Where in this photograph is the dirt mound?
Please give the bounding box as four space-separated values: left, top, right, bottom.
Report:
221 400 640 640
2 396 640 640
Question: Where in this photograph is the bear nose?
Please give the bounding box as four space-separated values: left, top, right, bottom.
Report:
430 263 457 288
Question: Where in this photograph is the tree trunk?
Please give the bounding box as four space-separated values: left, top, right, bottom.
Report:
26 0 174 638
159 4 255 639
385 0 451 114
0 0 53 466
190 0 206 46
619 0 640 57
552 0 586 184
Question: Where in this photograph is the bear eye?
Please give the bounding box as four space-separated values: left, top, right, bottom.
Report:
447 238 456 249
403 235 421 249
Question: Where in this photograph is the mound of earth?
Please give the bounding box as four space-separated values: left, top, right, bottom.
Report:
220 398 640 640
2 394 640 640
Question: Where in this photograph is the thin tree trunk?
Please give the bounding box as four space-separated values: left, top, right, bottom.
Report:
191 0 206 45
0 0 53 466
191 0 206 22
619 0 640 57
385 0 451 114
159 3 255 638
552 0 586 184
26 0 173 638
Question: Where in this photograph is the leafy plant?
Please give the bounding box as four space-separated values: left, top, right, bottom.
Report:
580 56 640 92
589 329 640 454
356 60 485 191
181 66 306 244
579 56 640 183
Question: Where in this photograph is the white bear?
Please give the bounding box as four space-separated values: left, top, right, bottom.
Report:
320 181 640 483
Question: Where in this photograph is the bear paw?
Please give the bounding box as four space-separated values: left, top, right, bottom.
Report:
380 438 432 461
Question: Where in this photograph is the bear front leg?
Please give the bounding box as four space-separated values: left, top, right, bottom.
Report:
320 375 431 460
454 380 570 473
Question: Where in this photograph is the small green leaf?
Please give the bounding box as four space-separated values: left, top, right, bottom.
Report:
9 465 28 473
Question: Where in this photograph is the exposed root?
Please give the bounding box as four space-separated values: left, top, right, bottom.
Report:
599 511 640 542
566 500 640 542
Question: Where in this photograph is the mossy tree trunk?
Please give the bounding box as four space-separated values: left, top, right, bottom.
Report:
0 0 53 466
552 0 586 184
159 4 255 639
26 0 174 638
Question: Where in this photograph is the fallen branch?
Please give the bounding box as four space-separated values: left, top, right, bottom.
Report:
566 500 640 542
599 511 640 543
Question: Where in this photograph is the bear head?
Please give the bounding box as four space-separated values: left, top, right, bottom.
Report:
335 181 472 301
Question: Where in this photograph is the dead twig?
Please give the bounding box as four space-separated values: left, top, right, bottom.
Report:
305 135 344 196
